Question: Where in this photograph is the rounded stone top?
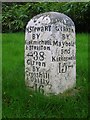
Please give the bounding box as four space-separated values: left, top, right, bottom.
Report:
31 12 75 27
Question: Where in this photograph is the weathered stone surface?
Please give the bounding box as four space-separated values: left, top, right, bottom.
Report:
25 12 76 95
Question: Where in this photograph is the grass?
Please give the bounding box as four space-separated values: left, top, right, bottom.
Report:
2 32 88 118
0 33 2 120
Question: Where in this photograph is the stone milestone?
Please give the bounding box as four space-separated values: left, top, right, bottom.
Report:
25 12 76 95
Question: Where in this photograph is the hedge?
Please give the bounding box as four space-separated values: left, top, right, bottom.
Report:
2 2 90 33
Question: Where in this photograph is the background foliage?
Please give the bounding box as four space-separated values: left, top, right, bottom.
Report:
2 2 90 33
